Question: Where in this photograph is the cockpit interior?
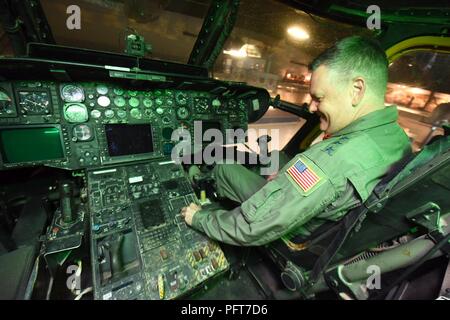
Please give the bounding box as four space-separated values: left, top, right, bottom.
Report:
0 0 449 301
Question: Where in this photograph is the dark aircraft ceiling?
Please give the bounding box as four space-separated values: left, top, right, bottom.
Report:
279 0 450 26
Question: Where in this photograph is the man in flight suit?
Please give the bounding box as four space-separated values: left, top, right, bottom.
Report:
181 36 411 246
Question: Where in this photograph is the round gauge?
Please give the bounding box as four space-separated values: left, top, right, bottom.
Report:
128 90 138 97
91 109 101 119
96 85 108 95
113 88 124 95
162 116 171 124
176 107 190 120
143 98 153 108
155 97 164 107
61 84 85 103
0 89 14 115
18 91 51 114
117 109 127 119
129 97 140 108
154 90 163 97
212 98 221 108
64 103 88 123
104 109 115 118
194 97 209 113
72 124 93 141
130 108 142 119
97 96 111 107
213 98 228 114
156 107 164 115
165 90 174 98
175 92 188 105
166 98 174 108
144 91 153 98
114 96 126 107
144 109 153 118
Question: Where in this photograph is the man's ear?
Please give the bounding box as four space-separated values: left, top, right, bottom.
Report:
351 77 366 106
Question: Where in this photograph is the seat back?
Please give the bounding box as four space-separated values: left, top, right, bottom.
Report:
265 135 450 283
335 135 450 261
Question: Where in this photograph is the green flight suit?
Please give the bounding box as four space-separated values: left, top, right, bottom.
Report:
191 106 412 246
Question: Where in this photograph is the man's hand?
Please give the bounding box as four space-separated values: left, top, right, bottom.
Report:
181 203 201 226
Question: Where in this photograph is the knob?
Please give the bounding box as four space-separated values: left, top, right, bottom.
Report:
280 262 306 292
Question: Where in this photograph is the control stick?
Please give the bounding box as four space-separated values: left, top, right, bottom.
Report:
60 182 75 224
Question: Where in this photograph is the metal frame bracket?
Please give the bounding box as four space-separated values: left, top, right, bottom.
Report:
323 265 369 300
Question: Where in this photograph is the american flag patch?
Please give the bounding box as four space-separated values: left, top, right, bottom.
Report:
287 158 321 192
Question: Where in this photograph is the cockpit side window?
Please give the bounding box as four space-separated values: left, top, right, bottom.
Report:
386 51 450 151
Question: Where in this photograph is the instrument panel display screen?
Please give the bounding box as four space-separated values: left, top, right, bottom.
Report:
0 126 64 164
105 124 154 157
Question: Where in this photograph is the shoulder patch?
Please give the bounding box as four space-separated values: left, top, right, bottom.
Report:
285 156 326 195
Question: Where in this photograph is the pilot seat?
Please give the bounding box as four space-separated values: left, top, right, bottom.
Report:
263 128 450 300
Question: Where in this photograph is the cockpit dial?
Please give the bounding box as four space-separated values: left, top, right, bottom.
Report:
18 91 51 115
194 97 210 113
175 92 188 105
64 103 89 123
0 89 14 116
72 124 93 141
61 84 85 103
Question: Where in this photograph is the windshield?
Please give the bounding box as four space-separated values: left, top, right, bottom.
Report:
212 0 373 105
40 0 211 64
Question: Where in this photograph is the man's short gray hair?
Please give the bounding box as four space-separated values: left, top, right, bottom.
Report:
310 36 389 98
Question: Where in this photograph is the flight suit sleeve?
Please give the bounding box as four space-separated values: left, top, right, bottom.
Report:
191 155 340 246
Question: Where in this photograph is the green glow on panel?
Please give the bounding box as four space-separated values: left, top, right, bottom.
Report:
0 127 64 163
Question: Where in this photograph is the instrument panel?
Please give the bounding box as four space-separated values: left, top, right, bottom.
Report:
0 55 270 300
0 80 269 170
87 161 229 300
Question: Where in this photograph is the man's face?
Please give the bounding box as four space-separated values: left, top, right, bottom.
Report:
309 65 355 134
